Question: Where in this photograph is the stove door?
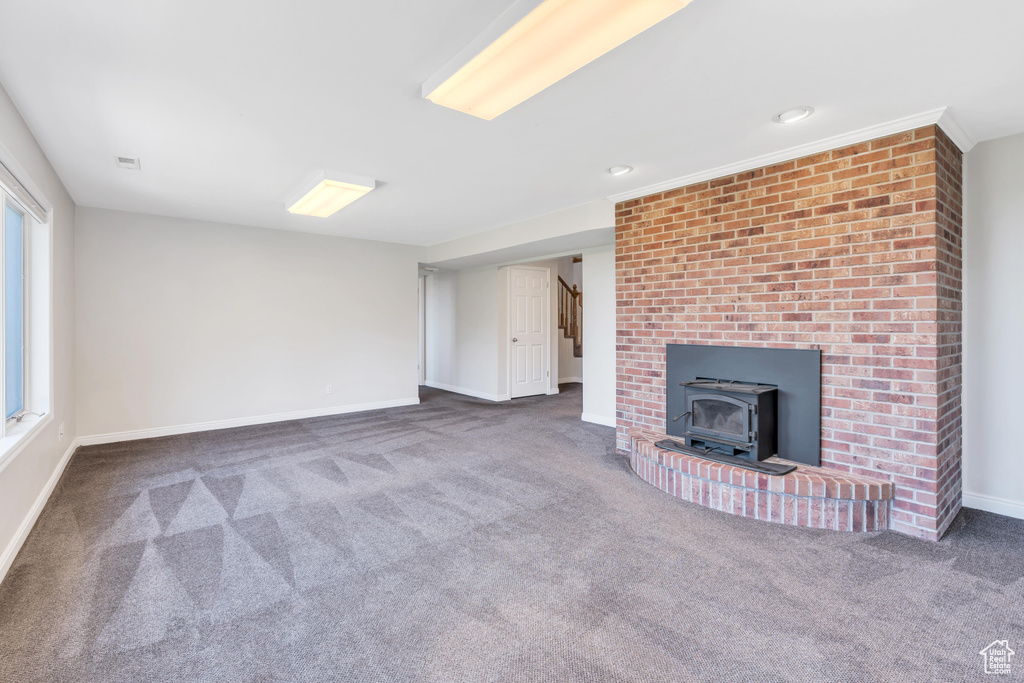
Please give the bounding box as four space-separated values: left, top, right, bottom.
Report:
687 393 751 443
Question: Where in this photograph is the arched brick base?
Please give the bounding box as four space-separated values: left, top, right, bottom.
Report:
631 430 893 531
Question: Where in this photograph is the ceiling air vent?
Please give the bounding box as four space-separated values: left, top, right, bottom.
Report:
114 156 141 170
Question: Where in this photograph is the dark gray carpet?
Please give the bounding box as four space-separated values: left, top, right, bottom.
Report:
1 384 1022 681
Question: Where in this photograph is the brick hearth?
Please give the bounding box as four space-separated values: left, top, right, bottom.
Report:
631 429 894 532
616 125 963 540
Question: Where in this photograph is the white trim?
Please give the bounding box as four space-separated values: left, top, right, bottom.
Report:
608 107 968 203
545 387 559 395
0 413 54 476
78 398 421 446
425 380 509 402
581 412 616 427
0 437 79 585
558 376 583 384
0 137 51 222
963 492 1024 521
936 109 976 153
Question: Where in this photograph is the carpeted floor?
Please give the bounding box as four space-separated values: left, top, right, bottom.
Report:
0 384 1021 681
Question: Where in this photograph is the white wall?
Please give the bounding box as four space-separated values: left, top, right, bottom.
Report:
425 201 614 265
423 201 614 404
581 244 616 427
426 257 570 400
557 337 581 382
75 208 420 439
0 84 78 581
424 267 501 400
963 132 1024 519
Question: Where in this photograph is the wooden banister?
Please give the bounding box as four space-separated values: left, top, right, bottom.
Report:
557 276 583 357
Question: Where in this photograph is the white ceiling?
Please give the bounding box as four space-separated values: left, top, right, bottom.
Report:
0 0 1022 246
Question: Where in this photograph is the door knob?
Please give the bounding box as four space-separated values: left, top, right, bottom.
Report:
512 338 518 342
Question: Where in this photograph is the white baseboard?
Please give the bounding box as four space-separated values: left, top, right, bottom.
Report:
425 381 508 402
0 437 80 585
546 387 560 395
78 397 421 446
558 377 583 384
963 491 1024 520
581 412 616 427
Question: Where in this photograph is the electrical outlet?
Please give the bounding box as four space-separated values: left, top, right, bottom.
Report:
326 385 333 395
58 422 64 441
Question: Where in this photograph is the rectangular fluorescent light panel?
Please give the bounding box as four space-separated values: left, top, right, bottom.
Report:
425 0 691 120
287 176 375 218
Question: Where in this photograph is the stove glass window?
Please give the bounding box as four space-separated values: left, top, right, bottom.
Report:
692 399 745 437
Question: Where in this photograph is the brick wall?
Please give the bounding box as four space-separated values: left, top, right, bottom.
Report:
615 125 964 540
931 131 964 536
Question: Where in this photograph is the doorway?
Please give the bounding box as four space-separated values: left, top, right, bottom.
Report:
418 274 426 385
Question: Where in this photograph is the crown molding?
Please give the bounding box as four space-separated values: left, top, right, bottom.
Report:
936 109 976 153
608 107 973 204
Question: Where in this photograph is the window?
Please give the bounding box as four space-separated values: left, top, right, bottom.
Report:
4 199 25 420
0 156 50 462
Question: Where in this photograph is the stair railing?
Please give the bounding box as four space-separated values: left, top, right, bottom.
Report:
557 276 583 357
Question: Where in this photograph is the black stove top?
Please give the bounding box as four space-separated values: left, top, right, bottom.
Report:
680 379 778 395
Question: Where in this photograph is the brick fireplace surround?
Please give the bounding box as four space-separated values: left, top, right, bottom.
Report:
616 126 963 540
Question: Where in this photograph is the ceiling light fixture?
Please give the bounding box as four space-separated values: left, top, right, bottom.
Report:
423 0 693 120
608 165 633 176
286 171 376 218
772 107 814 124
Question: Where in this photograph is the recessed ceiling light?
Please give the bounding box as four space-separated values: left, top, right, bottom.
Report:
608 165 633 176
423 0 694 120
772 107 814 124
114 155 140 170
286 171 376 218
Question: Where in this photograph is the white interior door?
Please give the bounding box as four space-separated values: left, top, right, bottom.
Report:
509 266 548 398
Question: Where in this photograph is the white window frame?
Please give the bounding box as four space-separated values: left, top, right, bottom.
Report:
0 159 53 470
2 193 29 425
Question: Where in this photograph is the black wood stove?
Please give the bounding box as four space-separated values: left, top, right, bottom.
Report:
658 344 822 475
669 379 778 461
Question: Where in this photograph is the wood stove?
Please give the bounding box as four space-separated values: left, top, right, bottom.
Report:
671 379 778 461
665 344 822 467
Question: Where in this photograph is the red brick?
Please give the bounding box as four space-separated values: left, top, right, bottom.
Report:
617 127 962 540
